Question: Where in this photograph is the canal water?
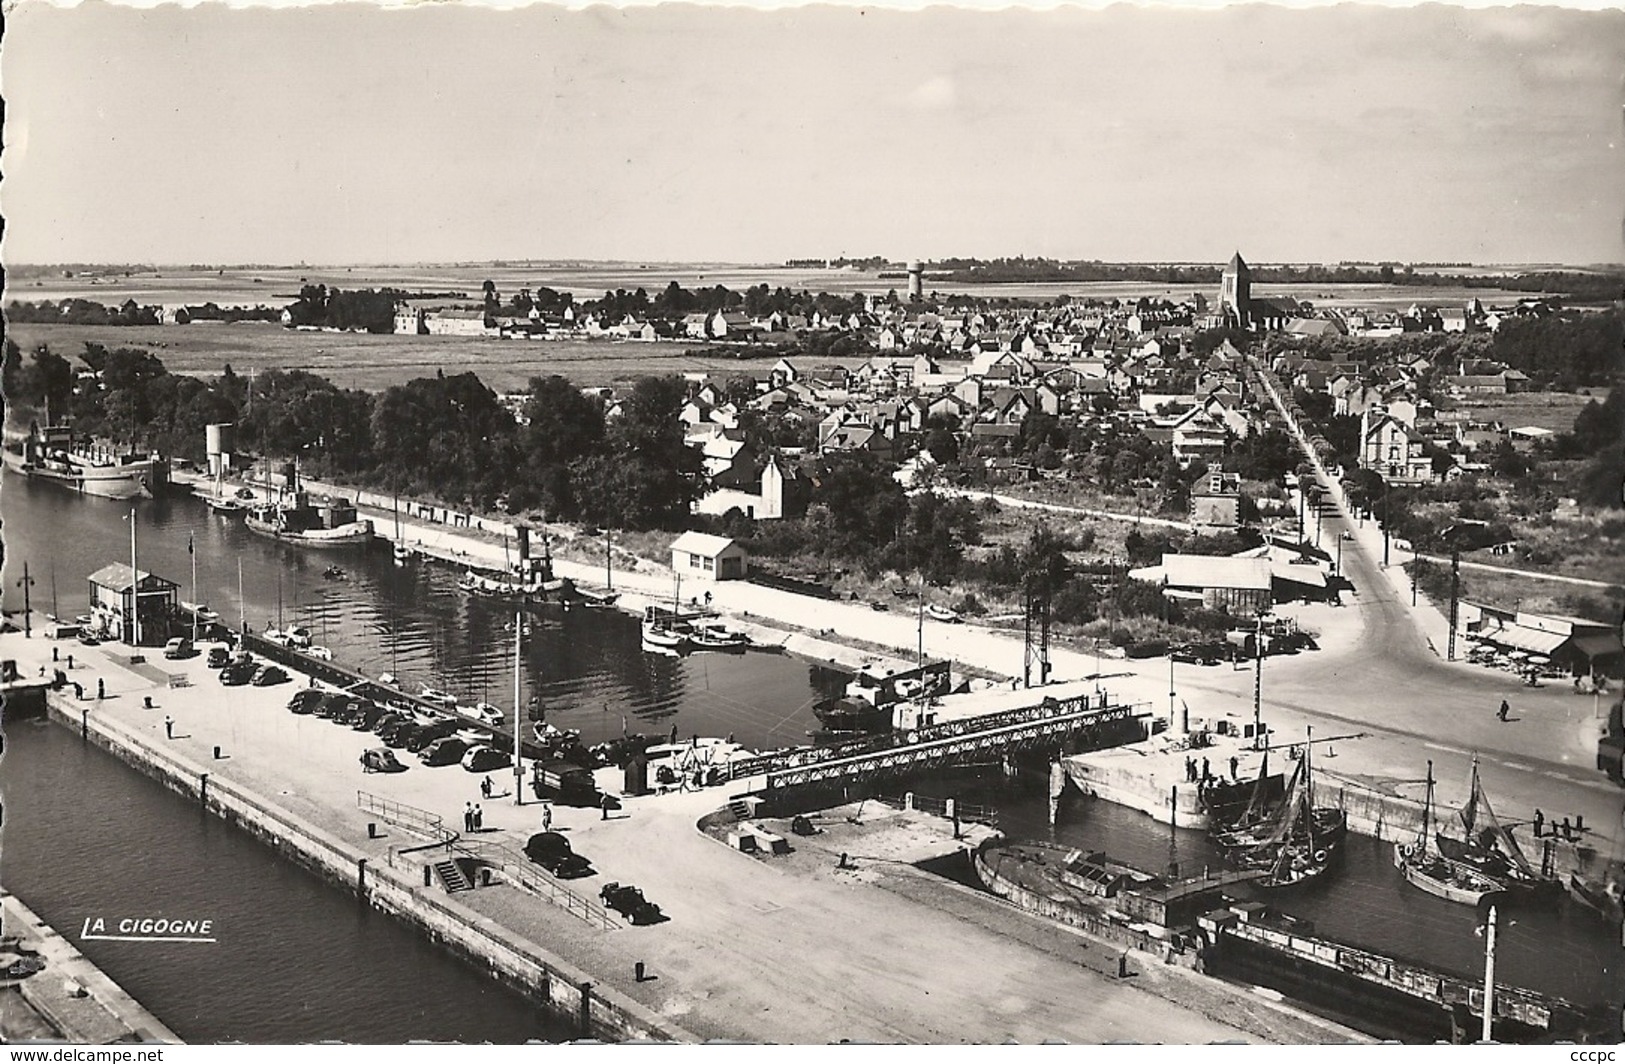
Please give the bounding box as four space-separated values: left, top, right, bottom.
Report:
1 716 570 1043
928 770 1625 1017
0 473 847 752
5 473 1620 1037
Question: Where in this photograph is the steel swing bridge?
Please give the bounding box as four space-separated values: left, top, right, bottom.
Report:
731 690 1152 791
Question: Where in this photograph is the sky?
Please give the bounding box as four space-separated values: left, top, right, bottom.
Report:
2 1 1622 267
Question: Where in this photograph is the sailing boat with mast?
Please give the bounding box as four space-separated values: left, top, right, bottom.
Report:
1225 741 1341 888
1435 755 1564 906
1395 759 1506 906
392 493 411 564
641 572 692 652
203 454 243 515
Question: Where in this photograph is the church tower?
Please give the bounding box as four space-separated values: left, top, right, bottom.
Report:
1219 251 1251 328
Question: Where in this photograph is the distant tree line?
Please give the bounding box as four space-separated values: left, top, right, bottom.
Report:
1 339 702 528
283 285 404 333
5 298 162 326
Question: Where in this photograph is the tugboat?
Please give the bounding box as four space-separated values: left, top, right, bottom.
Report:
1395 760 1506 906
813 659 953 738
244 463 371 547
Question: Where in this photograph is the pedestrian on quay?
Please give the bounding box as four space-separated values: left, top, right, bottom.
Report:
72 681 83 700
1229 756 1239 780
480 775 493 799
473 805 483 831
1534 809 1545 838
541 803 553 832
164 715 174 739
97 678 105 700
67 653 74 670
464 802 474 833
52 646 59 663
1561 816 1573 841
1201 757 1211 782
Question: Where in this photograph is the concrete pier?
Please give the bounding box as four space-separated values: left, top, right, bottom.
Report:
1 891 182 1044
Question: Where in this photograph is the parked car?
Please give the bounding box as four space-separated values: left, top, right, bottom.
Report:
220 661 257 686
251 665 290 687
287 689 325 714
206 646 232 669
349 701 386 731
360 748 407 773
523 832 593 878
599 882 663 925
381 722 419 749
315 693 354 719
462 745 512 772
418 737 471 767
163 637 194 660
408 719 459 753
78 630 102 646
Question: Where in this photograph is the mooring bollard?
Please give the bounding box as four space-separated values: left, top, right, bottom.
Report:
143 696 153 709
578 981 593 1037
424 865 433 887
634 961 646 983
213 745 223 760
368 822 378 839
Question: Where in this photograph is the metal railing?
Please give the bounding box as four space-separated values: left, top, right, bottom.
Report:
454 838 617 931
358 790 456 847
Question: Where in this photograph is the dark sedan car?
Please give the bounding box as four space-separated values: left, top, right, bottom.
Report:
287 689 325 714
251 665 290 687
523 832 593 879
206 646 232 669
220 661 257 686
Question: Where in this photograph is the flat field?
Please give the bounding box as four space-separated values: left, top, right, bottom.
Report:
4 263 1556 310
1450 391 1607 434
3 322 860 393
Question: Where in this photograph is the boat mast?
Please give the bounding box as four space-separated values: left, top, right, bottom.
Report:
190 529 198 644
513 597 524 806
238 558 246 635
1422 759 1435 855
128 505 140 647
605 530 612 592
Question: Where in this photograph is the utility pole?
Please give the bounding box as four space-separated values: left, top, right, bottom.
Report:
129 506 141 647
1448 549 1461 662
1382 482 1391 567
1253 613 1265 750
1481 904 1499 1043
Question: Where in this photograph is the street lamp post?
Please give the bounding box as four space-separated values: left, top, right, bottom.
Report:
16 561 33 638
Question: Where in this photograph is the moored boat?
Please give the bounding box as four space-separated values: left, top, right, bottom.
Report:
1432 755 1564 906
1395 759 1506 906
689 620 750 651
4 423 159 500
925 603 962 624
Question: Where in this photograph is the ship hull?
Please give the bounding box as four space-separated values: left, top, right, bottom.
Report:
4 451 153 499
245 516 373 547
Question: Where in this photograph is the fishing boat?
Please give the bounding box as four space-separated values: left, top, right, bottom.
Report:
925 603 962 624
1214 748 1346 855
391 494 411 565
640 607 692 651
1228 750 1339 889
1395 759 1506 906
3 422 160 499
418 684 458 708
689 620 750 651
1569 872 1624 926
571 586 619 609
1434 755 1564 906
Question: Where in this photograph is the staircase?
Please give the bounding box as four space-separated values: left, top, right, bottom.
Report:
433 859 473 894
727 798 756 822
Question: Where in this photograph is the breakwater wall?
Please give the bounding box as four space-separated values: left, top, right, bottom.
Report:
42 690 691 1043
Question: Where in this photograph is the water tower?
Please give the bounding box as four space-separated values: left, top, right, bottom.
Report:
205 422 235 478
907 260 923 302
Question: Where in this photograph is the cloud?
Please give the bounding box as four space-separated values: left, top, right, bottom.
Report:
905 75 956 111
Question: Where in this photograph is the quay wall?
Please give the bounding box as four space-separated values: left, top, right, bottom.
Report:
42 690 692 1043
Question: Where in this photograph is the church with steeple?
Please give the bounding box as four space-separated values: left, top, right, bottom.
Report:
1216 251 1290 331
